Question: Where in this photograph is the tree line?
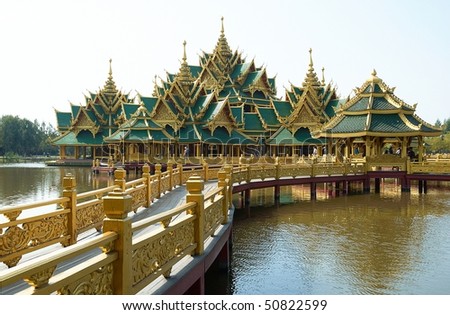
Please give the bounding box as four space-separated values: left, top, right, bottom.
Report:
0 115 59 156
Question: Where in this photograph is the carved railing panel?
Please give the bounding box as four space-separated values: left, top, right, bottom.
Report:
0 232 118 294
131 216 195 294
203 189 224 239
314 164 347 176
0 198 70 268
280 165 312 178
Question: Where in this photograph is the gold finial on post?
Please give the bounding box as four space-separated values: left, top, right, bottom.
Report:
182 40 187 62
321 67 326 86
114 167 126 191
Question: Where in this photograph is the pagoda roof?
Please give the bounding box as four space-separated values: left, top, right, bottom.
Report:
231 107 243 125
267 127 324 145
55 111 72 130
256 107 279 128
51 129 108 146
179 124 202 143
199 126 255 145
105 105 173 143
319 70 441 137
272 100 292 118
243 112 265 131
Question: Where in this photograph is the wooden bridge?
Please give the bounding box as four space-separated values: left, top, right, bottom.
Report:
1 155 450 294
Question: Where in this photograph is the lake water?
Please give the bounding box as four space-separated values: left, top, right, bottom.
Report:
1 163 450 294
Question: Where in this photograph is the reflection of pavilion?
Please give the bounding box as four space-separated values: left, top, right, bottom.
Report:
51 19 441 164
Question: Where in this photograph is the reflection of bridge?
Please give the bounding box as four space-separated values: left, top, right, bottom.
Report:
2 156 450 294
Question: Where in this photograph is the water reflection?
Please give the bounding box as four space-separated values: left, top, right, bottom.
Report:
0 163 137 207
226 182 450 294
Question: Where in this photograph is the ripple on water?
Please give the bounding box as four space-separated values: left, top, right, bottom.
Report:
227 188 450 295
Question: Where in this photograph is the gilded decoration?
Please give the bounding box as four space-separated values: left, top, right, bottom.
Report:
24 265 57 288
58 263 114 295
23 214 68 246
76 201 104 232
132 221 195 285
204 197 223 237
128 187 147 212
0 226 30 267
3 210 22 221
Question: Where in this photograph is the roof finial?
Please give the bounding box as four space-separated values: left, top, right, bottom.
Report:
214 16 232 62
303 48 321 88
176 40 194 89
321 67 326 86
183 40 187 62
368 69 381 83
103 58 117 95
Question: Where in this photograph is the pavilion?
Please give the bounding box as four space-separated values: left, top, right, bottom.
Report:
51 19 441 165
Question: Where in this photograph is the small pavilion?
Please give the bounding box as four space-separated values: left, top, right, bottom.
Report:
316 70 441 162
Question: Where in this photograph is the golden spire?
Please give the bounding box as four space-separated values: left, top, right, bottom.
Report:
368 68 381 83
176 41 194 89
103 58 118 95
214 17 232 61
321 67 326 86
302 48 321 88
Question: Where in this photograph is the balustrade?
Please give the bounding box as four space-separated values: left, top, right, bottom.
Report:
2 157 450 294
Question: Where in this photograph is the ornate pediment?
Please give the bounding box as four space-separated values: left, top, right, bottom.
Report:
71 110 99 136
207 102 236 135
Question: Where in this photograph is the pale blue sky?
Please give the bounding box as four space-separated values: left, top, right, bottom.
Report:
0 0 449 126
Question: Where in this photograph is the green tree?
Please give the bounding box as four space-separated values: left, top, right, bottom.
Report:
0 115 58 156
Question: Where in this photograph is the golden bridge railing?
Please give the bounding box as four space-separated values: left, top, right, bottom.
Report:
3 157 450 294
0 163 193 268
0 197 71 269
0 171 232 295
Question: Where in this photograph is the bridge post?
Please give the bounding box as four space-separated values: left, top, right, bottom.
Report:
310 182 317 200
177 163 183 185
62 173 77 246
363 176 370 193
223 164 233 207
155 163 162 198
275 157 280 180
142 163 152 207
274 185 280 204
401 176 410 192
102 188 133 294
114 168 127 191
167 163 173 191
218 170 229 224
375 178 381 193
186 175 205 255
418 180 423 194
203 162 209 181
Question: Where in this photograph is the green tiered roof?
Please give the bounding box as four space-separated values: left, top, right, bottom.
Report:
105 105 172 143
52 19 441 156
52 59 135 146
319 70 441 137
